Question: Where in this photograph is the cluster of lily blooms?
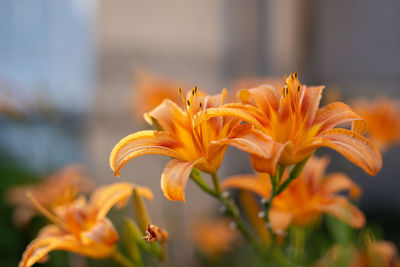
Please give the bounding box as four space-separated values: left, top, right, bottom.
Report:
10 72 400 266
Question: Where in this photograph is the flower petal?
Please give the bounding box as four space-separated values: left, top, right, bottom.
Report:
144 99 186 133
89 182 153 220
81 218 119 247
237 85 280 117
300 86 324 128
19 225 115 267
221 174 271 199
161 159 194 201
268 208 293 233
318 196 365 228
322 173 362 199
110 130 184 176
211 124 274 159
296 128 382 176
250 141 286 174
315 102 368 134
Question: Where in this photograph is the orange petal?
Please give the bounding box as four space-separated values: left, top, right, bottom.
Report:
318 196 365 228
110 130 184 176
249 141 286 174
89 182 153 220
221 174 271 199
81 218 119 247
211 124 274 159
161 159 194 201
268 208 293 233
300 86 324 128
238 86 280 117
315 102 368 134
297 128 382 176
194 107 265 131
19 225 116 267
322 173 362 199
144 99 186 133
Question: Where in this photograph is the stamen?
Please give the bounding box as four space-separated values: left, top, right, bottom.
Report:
283 74 287 85
294 71 298 79
26 191 65 226
194 85 198 93
297 85 300 93
187 100 190 106
199 102 202 109
192 88 195 96
178 87 182 95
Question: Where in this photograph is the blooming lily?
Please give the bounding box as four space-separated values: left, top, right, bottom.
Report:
19 182 153 267
221 156 365 233
6 164 93 227
352 97 400 152
110 87 271 201
207 72 382 175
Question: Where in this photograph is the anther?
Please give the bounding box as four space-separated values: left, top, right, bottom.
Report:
297 85 300 93
194 85 198 93
294 71 298 79
192 88 195 96
187 100 190 106
199 102 202 109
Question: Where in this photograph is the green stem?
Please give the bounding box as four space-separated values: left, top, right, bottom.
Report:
190 168 218 197
111 249 138 267
263 165 284 222
211 172 221 196
276 154 312 195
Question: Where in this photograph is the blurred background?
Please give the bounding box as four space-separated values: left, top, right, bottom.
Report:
1 0 400 266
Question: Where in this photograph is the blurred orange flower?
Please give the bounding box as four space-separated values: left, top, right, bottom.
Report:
6 164 93 227
210 72 382 175
221 156 364 233
110 88 270 201
132 71 183 119
317 241 400 267
19 182 153 267
191 218 239 259
352 98 400 152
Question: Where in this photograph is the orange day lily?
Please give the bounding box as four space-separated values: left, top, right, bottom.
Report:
352 97 400 152
19 182 153 267
206 72 382 175
6 164 93 227
221 156 365 233
110 87 271 201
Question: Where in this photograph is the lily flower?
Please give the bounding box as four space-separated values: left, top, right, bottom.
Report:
6 164 93 227
221 156 365 233
208 72 382 175
352 97 400 152
19 182 153 267
110 87 271 201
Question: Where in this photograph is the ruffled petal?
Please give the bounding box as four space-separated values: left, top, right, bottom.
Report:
317 196 365 228
237 85 280 117
322 173 362 199
221 174 271 199
89 182 153 220
81 218 119 247
250 141 286 174
314 102 368 134
296 128 382 176
161 159 194 201
110 130 184 176
300 86 324 128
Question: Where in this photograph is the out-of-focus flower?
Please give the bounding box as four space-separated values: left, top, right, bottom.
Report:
221 156 364 233
19 182 153 267
132 71 183 119
352 98 400 152
210 72 382 175
143 224 169 244
316 241 400 267
110 88 270 201
191 218 239 259
6 165 93 227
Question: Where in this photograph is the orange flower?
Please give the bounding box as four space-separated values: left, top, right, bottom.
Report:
221 156 365 233
6 164 93 227
19 182 153 267
352 98 400 152
210 72 382 175
110 88 270 201
317 241 400 267
132 71 183 119
191 218 238 259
